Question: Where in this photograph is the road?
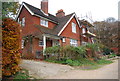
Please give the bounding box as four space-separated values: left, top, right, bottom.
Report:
20 59 118 79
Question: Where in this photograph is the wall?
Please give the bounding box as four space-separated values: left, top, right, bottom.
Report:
60 16 81 46
32 16 57 29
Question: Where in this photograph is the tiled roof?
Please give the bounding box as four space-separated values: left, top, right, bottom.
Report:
22 2 75 36
23 2 58 23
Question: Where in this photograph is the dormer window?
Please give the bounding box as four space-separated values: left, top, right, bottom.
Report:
72 22 76 33
40 19 48 27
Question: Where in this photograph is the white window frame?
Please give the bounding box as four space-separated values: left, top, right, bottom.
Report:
82 28 86 34
40 19 48 27
39 40 44 46
82 41 87 45
21 39 25 49
22 17 25 27
62 38 66 42
17 18 19 23
72 22 76 33
70 39 78 47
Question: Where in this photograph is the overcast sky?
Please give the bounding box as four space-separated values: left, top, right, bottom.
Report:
19 0 119 22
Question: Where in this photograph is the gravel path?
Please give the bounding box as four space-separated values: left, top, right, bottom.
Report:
20 60 74 79
20 59 118 79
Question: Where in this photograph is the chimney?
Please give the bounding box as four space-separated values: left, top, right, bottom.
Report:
41 0 48 14
56 9 65 18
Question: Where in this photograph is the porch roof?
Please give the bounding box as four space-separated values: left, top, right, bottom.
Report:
82 31 96 37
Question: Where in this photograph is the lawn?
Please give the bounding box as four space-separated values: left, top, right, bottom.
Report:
45 58 113 70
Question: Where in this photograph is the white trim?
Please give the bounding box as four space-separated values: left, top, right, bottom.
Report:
43 35 46 55
34 14 58 24
58 14 75 36
40 9 49 16
58 13 81 36
15 2 58 24
15 2 34 21
74 13 81 28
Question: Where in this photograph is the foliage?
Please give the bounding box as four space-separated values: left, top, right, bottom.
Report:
2 18 21 76
108 53 117 58
91 20 118 48
102 47 113 55
2 2 20 19
96 59 113 64
45 45 87 60
13 69 35 80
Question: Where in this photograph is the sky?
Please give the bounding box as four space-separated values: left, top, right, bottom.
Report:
19 0 119 22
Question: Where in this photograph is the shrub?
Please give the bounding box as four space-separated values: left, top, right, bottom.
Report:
2 18 21 76
102 47 113 55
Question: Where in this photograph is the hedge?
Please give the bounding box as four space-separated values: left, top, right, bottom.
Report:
2 18 21 76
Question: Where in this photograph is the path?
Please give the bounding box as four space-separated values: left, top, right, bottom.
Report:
20 59 118 79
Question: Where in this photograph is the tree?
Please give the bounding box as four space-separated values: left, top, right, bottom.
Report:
2 2 20 19
89 17 118 48
2 18 21 76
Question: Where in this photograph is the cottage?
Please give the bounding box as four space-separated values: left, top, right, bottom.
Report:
16 0 96 59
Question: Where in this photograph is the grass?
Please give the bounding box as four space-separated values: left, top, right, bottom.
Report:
45 58 113 70
13 69 35 80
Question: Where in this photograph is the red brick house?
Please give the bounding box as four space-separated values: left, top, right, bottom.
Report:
16 0 96 58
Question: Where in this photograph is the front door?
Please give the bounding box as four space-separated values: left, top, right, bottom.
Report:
52 40 59 46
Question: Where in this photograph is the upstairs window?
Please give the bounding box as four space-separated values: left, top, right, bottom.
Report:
22 17 25 27
82 28 86 34
72 22 76 33
17 18 19 23
70 39 78 47
40 19 48 27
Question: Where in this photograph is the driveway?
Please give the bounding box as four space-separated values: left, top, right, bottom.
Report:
20 59 118 79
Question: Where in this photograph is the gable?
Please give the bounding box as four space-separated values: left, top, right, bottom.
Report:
16 2 58 24
58 13 80 36
59 16 81 40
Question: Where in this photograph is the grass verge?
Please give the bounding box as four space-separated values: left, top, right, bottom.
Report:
45 58 113 70
13 68 35 80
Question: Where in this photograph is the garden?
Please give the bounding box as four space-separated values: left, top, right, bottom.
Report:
44 43 118 69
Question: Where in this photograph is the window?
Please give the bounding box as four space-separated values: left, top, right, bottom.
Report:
21 39 25 49
82 41 87 45
40 19 48 27
62 38 66 42
39 40 44 46
22 17 25 27
70 39 78 47
72 22 76 33
82 28 86 34
17 18 19 23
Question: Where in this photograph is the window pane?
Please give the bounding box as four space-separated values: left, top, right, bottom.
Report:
40 19 48 27
39 40 44 46
21 39 24 48
72 22 76 33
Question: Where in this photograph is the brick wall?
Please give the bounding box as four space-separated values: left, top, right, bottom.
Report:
60 16 81 46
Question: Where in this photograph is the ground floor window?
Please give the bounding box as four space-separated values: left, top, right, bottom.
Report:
82 41 87 45
70 39 78 47
21 39 25 49
39 40 44 46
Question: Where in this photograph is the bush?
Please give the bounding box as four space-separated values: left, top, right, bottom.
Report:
102 47 113 55
45 45 87 60
108 53 117 58
2 18 21 76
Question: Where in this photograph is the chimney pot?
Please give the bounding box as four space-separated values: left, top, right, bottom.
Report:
56 9 65 18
